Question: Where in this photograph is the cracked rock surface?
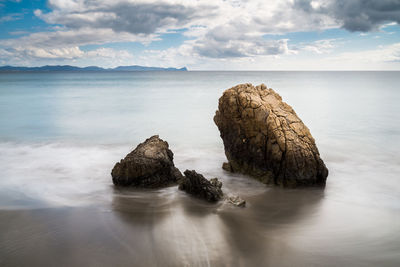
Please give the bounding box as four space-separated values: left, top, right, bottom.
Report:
111 135 183 187
214 83 328 187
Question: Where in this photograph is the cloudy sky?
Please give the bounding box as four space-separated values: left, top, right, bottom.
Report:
1 0 400 70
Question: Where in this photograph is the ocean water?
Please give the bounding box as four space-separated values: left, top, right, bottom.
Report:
0 71 399 266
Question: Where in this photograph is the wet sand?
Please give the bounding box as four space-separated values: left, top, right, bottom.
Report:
1 185 399 267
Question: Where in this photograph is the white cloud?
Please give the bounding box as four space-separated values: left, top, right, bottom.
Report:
84 47 134 64
0 12 24 23
0 28 156 49
0 48 13 58
33 9 42 17
1 0 400 68
0 45 135 67
326 43 400 64
0 26 154 65
18 46 84 59
302 39 338 54
193 38 294 58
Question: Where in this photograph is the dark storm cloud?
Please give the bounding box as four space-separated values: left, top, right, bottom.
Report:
43 2 216 34
295 0 400 32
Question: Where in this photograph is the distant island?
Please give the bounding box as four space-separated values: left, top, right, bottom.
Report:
0 65 188 72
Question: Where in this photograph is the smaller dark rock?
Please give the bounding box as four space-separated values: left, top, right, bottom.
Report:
179 170 223 202
228 195 246 207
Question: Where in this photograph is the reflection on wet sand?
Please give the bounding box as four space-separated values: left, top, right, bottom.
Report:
109 186 324 266
216 189 325 266
1 181 400 266
1 186 324 266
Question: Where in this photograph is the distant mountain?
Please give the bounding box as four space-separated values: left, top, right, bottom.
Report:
113 65 187 71
0 65 188 72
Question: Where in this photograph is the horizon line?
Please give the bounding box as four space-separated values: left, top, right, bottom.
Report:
1 65 400 72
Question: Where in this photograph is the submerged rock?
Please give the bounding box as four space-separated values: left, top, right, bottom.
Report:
214 83 328 187
228 195 246 207
111 135 183 187
179 170 223 202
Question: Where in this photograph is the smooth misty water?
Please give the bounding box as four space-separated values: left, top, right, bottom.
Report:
0 71 399 266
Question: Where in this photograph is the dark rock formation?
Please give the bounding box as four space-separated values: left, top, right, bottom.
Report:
214 83 328 187
111 135 183 187
179 170 223 202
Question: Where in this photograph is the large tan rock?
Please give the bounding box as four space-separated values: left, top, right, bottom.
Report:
214 83 328 187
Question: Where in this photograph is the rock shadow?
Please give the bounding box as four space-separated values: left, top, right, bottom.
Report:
110 186 177 226
216 187 325 265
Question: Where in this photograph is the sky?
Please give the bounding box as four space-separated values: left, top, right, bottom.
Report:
1 0 400 70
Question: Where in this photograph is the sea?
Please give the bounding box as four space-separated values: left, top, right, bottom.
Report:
0 71 399 266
